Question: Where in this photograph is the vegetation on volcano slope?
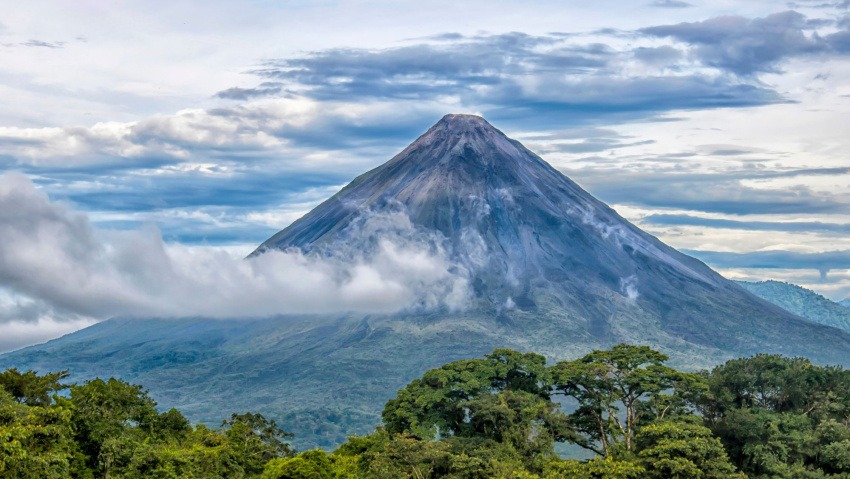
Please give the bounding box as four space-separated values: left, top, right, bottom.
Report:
3 344 850 478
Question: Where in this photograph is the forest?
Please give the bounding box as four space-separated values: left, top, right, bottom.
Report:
3 344 850 479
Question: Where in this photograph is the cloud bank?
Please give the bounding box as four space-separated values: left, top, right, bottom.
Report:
0 173 470 350
641 11 849 75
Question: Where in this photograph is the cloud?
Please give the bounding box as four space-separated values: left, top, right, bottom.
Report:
214 82 284 100
0 20 824 248
650 0 693 8
220 32 783 121
787 0 850 9
570 167 850 215
641 11 839 75
0 173 470 332
247 33 609 101
0 317 96 354
633 45 684 65
827 28 850 51
686 249 850 279
21 40 64 48
0 97 448 173
0 101 458 246
644 214 850 233
530 128 657 154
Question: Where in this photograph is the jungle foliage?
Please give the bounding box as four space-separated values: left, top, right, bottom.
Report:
3 344 849 478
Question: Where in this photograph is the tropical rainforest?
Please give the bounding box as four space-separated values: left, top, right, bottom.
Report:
3 345 850 479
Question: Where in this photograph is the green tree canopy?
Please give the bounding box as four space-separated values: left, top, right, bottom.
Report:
635 417 743 479
699 354 850 478
551 344 704 455
222 412 296 476
382 348 576 468
0 368 69 406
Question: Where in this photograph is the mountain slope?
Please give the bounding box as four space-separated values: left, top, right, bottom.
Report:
251 114 848 359
3 114 849 449
737 280 850 333
841 298 850 308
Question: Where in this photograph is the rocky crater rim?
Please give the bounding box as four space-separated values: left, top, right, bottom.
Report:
433 113 498 131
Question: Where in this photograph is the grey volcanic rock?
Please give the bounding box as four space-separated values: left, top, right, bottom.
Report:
252 114 847 358
3 114 850 449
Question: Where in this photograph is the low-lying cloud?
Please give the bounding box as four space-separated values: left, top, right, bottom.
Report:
0 173 470 345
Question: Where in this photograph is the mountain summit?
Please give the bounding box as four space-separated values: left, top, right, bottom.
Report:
251 114 836 353
252 114 721 301
3 114 849 449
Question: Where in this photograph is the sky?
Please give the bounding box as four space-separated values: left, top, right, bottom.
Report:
1 0 850 351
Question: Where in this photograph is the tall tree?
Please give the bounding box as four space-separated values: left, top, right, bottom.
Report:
0 368 69 406
382 349 578 471
0 381 76 479
551 344 702 455
222 412 295 476
69 378 159 477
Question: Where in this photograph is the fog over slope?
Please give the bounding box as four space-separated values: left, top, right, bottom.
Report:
0 173 467 329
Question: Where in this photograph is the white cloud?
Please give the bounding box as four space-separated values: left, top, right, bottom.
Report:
0 317 97 354
0 173 470 351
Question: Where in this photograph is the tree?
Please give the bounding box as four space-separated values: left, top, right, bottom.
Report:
382 349 577 470
222 412 295 476
543 456 646 479
347 429 531 479
152 408 191 440
383 356 501 439
699 354 850 478
69 378 159 476
0 368 69 406
0 386 76 479
635 418 743 479
262 450 334 479
700 354 841 418
551 344 700 455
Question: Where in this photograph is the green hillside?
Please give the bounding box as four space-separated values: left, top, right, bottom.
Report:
736 280 850 333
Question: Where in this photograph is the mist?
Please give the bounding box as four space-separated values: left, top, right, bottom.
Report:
0 173 470 351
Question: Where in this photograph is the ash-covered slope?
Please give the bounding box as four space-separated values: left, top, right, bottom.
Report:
252 114 848 358
253 114 720 301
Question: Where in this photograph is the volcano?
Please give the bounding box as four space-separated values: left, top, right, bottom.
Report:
251 114 845 354
3 114 849 449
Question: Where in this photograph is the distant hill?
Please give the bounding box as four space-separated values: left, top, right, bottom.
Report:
736 280 850 333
